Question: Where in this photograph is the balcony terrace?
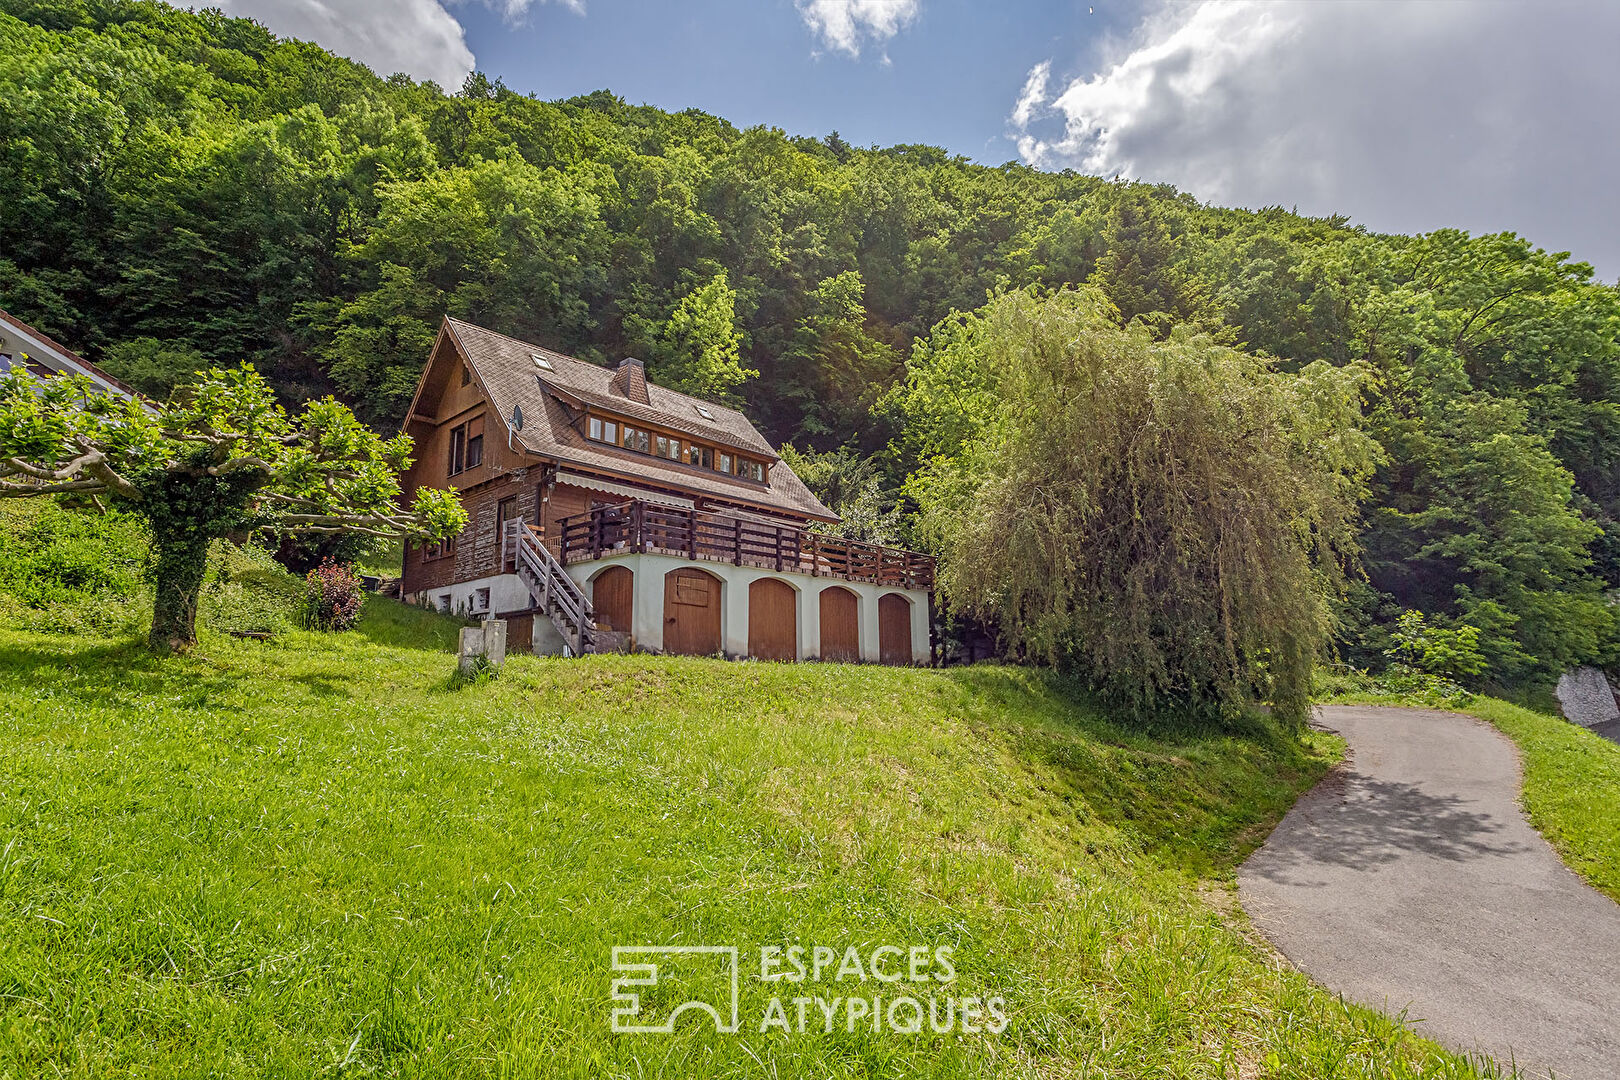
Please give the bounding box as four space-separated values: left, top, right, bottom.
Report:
555 500 936 591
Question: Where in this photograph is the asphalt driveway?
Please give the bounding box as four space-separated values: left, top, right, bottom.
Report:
1239 705 1620 1080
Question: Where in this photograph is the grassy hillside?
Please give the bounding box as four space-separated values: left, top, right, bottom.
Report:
0 602 1505 1078
0 500 308 639
1320 680 1620 904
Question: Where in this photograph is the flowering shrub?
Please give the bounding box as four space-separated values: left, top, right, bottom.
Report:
1385 609 1488 682
302 559 363 631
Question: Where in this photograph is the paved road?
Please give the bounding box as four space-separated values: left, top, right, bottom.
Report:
1239 705 1620 1080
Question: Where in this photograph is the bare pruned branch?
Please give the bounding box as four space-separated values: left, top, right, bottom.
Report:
0 477 110 497
1 449 138 500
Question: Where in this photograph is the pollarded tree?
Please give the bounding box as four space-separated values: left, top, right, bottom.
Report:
0 364 466 652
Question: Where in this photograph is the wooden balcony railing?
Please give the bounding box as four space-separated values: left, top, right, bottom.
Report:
556 500 935 590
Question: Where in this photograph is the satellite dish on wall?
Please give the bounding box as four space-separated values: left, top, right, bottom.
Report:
511 404 524 431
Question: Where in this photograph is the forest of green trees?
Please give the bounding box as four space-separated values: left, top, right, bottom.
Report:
2 0 1617 691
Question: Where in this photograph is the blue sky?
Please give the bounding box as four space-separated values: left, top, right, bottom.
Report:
451 0 1135 166
217 0 1620 280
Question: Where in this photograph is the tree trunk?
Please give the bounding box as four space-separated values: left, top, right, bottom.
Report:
148 530 210 653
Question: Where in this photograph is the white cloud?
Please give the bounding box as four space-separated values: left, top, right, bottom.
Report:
1010 59 1049 129
218 0 476 87
488 0 584 17
797 0 920 58
216 0 584 90
1011 1 1620 278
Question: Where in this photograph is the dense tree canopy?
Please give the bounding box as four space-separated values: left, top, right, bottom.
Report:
1 0 1616 688
897 289 1376 724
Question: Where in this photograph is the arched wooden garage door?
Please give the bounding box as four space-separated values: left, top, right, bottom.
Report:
878 593 913 665
748 578 798 661
818 586 859 662
663 568 722 656
592 565 633 633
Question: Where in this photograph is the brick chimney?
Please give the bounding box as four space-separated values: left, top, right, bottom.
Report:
612 356 650 404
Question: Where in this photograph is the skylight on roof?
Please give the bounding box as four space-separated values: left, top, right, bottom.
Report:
531 353 554 371
694 404 715 421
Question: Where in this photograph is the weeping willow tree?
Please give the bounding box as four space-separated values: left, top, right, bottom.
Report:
902 288 1378 725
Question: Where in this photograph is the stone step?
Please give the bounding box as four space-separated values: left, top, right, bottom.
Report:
587 629 631 654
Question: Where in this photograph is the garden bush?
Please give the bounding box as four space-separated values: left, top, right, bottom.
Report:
0 501 149 634
302 559 364 631
0 501 330 639
201 541 306 636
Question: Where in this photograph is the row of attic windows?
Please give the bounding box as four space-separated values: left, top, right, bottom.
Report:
455 359 764 483
586 414 767 483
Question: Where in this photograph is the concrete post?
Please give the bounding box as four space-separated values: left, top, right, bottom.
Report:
483 618 507 666
798 582 820 660
633 558 664 652
457 625 485 676
858 584 881 662
458 619 507 676
723 574 749 657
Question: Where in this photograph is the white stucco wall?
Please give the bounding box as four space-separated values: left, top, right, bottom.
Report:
407 558 932 664
403 573 531 618
569 553 932 664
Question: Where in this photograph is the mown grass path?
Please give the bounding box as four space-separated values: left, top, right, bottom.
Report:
1240 705 1620 1080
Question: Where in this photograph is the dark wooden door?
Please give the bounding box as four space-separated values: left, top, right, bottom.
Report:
663 568 722 656
748 578 798 661
818 586 859 662
593 565 633 633
878 593 913 665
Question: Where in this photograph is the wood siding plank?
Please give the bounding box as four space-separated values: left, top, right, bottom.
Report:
818 586 859 662
878 593 913 666
748 577 798 662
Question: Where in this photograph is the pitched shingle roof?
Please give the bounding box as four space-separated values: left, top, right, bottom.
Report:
0 308 145 404
443 318 837 522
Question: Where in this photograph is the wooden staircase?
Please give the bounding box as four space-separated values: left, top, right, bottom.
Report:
504 520 623 655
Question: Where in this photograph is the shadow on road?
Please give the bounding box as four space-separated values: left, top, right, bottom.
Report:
1249 769 1530 885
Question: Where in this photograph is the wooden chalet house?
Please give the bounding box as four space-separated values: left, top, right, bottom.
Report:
398 318 935 663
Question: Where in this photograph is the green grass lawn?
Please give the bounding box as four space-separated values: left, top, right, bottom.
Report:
1318 680 1620 904
0 600 1505 1078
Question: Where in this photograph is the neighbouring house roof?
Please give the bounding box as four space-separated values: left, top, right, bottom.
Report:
436 318 838 523
0 309 149 407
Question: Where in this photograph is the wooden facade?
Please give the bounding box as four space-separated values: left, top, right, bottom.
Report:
663 568 723 656
879 593 914 666
397 317 934 663
818 586 860 662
